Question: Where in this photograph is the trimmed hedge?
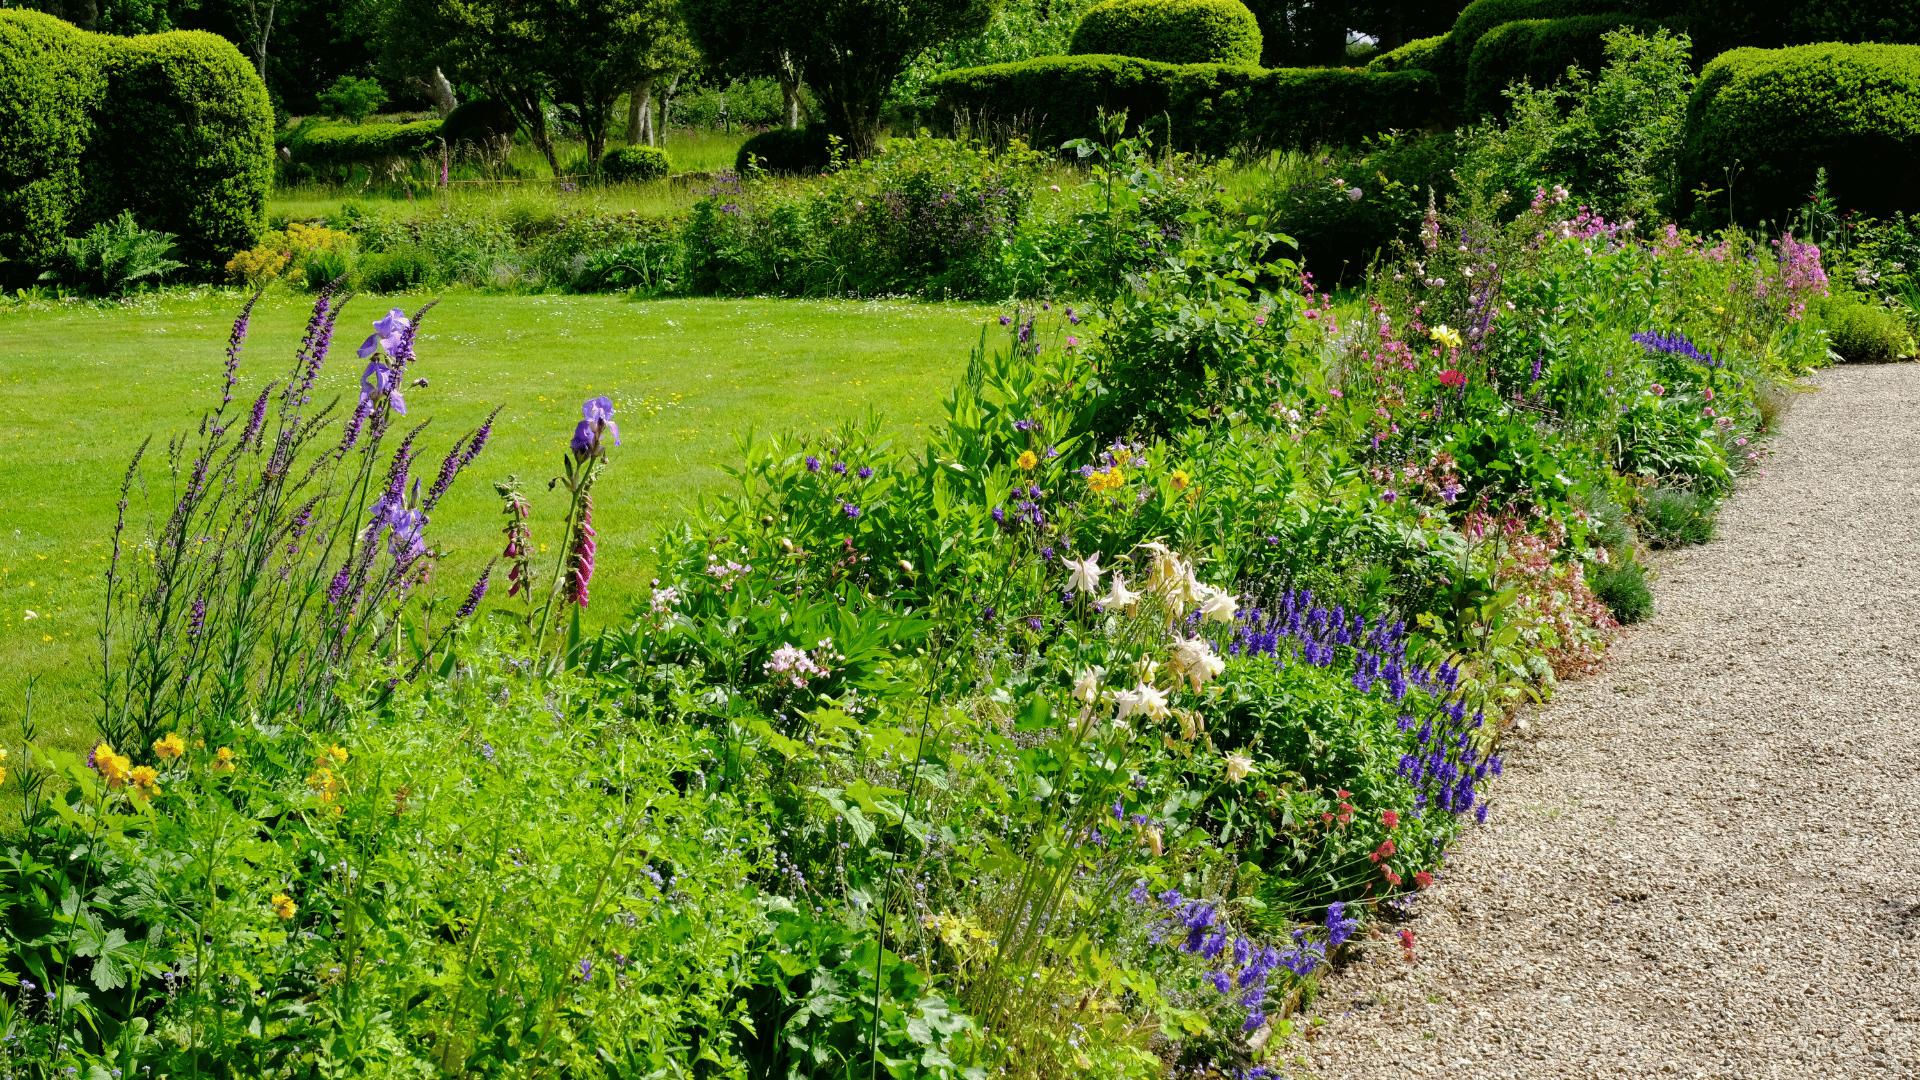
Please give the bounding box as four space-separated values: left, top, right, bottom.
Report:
0 11 105 273
602 144 671 181
282 119 446 169
440 98 516 149
0 11 270 281
1682 43 1920 225
1069 0 1264 66
1367 34 1445 73
1464 13 1663 117
88 30 274 272
929 55 1438 154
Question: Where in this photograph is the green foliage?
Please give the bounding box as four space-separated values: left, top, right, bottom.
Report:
85 29 273 273
351 245 435 292
1639 485 1717 546
1463 13 1665 120
1264 130 1460 284
736 124 834 174
1588 556 1652 622
890 0 1104 115
1682 43 1920 227
601 143 672 180
927 54 1440 155
315 74 388 122
1430 0 1624 113
1822 297 1908 363
1068 0 1264 66
1674 0 1920 62
0 10 106 282
437 96 517 148
0 13 270 282
36 209 184 295
281 118 445 171
1366 33 1444 72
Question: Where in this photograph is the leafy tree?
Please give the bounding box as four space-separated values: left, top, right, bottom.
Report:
683 0 999 157
317 72 388 119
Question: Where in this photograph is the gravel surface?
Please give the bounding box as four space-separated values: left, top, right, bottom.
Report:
1292 363 1920 1079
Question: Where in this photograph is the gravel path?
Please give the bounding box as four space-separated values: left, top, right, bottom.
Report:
1294 363 1920 1080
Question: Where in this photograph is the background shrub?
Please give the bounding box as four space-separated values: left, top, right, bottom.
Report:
1464 13 1664 119
1068 0 1263 66
438 97 517 149
83 30 273 273
0 11 105 283
736 125 834 174
1367 33 1445 72
1589 558 1654 623
316 74 387 122
929 56 1438 154
1682 43 1920 227
1823 298 1907 362
282 118 446 171
1430 0 1626 115
353 246 434 292
601 144 672 181
1267 130 1459 283
1640 486 1717 547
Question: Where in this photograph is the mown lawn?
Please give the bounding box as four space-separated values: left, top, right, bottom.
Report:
0 291 997 753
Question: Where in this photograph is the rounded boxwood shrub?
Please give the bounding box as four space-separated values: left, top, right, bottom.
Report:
602 144 671 181
86 30 274 271
1464 13 1661 118
1069 0 1263 66
0 11 105 282
1683 43 1920 226
1429 0 1624 116
1823 298 1907 363
736 125 833 175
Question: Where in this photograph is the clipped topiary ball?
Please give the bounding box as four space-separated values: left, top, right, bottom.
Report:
735 125 833 175
602 144 671 181
1069 0 1264 66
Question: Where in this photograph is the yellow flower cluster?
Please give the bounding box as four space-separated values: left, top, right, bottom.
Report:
153 731 186 760
223 223 356 286
271 892 297 920
1085 465 1127 493
130 766 161 799
0 744 7 787
213 746 237 773
92 742 133 788
306 744 350 805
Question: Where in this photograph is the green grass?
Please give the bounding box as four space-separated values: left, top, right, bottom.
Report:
0 291 997 757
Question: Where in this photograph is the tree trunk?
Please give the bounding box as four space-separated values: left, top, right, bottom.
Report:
627 75 654 146
429 67 459 118
242 0 276 83
776 50 803 130
499 83 561 178
656 75 681 146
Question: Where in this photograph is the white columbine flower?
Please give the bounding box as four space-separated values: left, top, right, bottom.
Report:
1135 683 1170 721
1198 586 1239 624
1064 552 1103 595
1224 752 1254 783
1103 572 1140 612
1170 636 1226 691
1072 666 1105 704
1108 687 1145 720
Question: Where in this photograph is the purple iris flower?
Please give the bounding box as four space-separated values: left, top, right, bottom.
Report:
571 396 619 460
357 308 411 360
360 361 406 415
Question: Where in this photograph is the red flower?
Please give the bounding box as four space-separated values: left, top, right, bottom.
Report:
1321 813 1335 824
1414 871 1433 890
1437 369 1466 389
1335 789 1351 799
1384 870 1403 886
1367 839 1397 863
1399 929 1416 949
1382 809 1400 829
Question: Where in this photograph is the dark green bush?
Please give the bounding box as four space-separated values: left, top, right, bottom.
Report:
1682 43 1920 226
1640 486 1716 547
35 209 183 295
1069 0 1263 66
86 30 274 272
1268 130 1459 283
282 118 446 170
601 144 672 181
1430 0 1626 115
929 55 1438 154
439 97 517 148
353 246 434 292
1367 33 1445 72
736 125 834 174
0 11 105 281
1464 13 1664 118
316 74 388 123
1589 558 1654 622
1823 298 1907 362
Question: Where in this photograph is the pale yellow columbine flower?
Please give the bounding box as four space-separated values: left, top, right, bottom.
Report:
1102 572 1140 613
1071 667 1104 704
1431 324 1463 350
1198 585 1239 624
1064 552 1103 595
1169 636 1225 692
1135 683 1170 721
1224 753 1254 783
153 732 186 760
